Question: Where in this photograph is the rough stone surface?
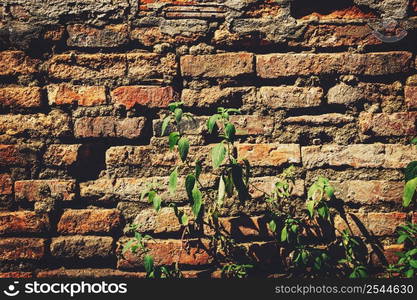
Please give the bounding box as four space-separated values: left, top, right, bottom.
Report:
50 236 113 260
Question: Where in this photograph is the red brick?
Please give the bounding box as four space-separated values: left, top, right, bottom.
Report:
0 238 45 260
256 52 412 78
284 113 354 125
0 144 39 167
74 117 146 139
258 86 323 108
0 272 32 278
50 236 113 260
359 112 417 136
0 87 42 108
14 180 76 202
237 143 301 167
111 86 176 109
126 52 177 82
0 111 71 138
57 209 121 235
302 144 417 169
405 86 417 109
47 84 106 106
37 268 145 278
181 52 254 78
289 24 381 48
0 174 12 195
48 53 126 80
117 238 212 269
334 212 407 236
0 211 49 235
0 51 39 76
43 144 81 167
367 212 407 236
332 180 403 204
181 86 255 107
67 24 129 48
412 213 417 224
131 26 205 47
153 115 274 136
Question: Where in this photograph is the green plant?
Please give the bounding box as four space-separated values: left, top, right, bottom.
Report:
387 223 417 278
221 263 254 278
402 138 417 207
338 229 368 278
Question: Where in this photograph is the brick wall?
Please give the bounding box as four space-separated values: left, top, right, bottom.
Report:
0 0 416 278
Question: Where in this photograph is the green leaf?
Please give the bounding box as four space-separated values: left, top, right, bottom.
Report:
144 254 154 274
168 132 180 151
411 138 417 145
410 260 417 268
180 214 189 226
405 268 415 278
405 161 417 181
268 220 277 233
324 185 335 199
168 167 178 195
225 173 234 197
211 143 226 169
153 194 162 212
195 160 202 179
168 102 183 112
306 200 315 218
217 176 226 207
178 137 190 162
161 116 171 136
147 190 156 204
207 114 221 134
403 177 417 207
397 234 408 244
317 204 329 220
224 123 236 141
280 226 288 242
192 186 202 217
185 174 196 200
174 108 183 123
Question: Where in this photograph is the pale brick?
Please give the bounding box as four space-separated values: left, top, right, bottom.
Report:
74 117 146 139
47 84 106 106
0 87 42 108
15 180 76 202
237 144 301 167
258 86 323 108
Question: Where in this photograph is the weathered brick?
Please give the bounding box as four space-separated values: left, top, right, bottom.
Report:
302 144 417 169
37 268 145 279
50 236 113 260
181 52 254 78
0 174 12 195
258 86 323 109
204 216 272 238
47 84 106 106
367 212 407 236
0 110 71 138
332 180 404 204
153 115 274 137
359 112 417 136
57 209 121 235
181 86 255 107
256 52 412 78
0 144 39 167
48 54 126 80
249 177 305 199
0 51 39 76
133 207 190 235
334 212 407 236
0 87 42 108
0 211 49 235
289 24 381 48
43 144 81 167
67 24 129 48
80 175 216 203
328 82 402 106
117 238 212 269
0 272 32 278
0 238 45 260
126 52 177 82
111 86 176 109
74 117 146 139
405 86 417 109
284 113 354 125
15 180 76 202
237 144 301 167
